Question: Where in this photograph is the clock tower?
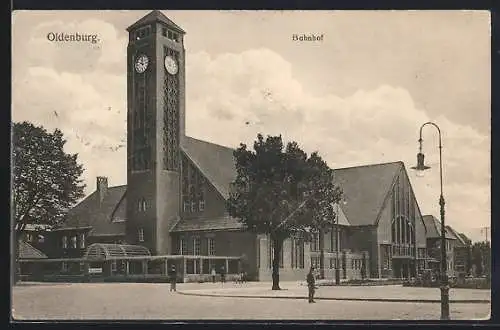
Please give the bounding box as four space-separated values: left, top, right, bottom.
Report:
126 11 186 254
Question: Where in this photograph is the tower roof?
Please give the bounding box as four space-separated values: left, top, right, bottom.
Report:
127 10 185 34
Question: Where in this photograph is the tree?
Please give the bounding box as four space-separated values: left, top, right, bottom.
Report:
12 121 85 282
227 134 342 290
471 241 490 278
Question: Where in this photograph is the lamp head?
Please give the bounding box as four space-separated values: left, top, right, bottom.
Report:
411 152 431 172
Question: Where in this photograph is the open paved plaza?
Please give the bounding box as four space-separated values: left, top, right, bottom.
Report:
12 282 490 321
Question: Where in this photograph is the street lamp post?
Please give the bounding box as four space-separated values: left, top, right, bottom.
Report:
411 121 450 320
335 202 341 285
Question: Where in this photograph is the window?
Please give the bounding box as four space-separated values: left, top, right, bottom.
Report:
199 200 205 212
80 233 86 249
208 238 215 255
71 236 77 248
162 28 167 37
168 30 173 39
111 260 117 272
62 236 68 249
26 233 32 242
191 201 197 213
61 262 68 272
138 198 147 212
183 200 190 212
180 238 187 255
138 228 144 242
193 237 201 255
311 233 320 252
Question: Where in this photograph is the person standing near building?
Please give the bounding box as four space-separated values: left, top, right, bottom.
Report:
306 266 316 303
169 265 177 292
220 265 226 284
211 267 216 283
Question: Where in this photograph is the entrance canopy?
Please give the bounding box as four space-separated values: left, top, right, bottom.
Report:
84 243 151 261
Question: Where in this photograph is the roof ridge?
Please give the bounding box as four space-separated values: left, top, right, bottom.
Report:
333 161 403 171
185 135 236 151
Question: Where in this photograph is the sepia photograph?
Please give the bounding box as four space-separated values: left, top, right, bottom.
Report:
11 10 491 321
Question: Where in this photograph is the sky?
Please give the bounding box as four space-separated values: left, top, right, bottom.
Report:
12 10 491 243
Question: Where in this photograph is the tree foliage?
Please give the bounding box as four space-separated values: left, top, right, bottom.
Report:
12 121 86 231
471 241 490 277
227 134 342 289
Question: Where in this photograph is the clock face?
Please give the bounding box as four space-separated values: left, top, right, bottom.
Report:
164 56 178 75
135 55 149 73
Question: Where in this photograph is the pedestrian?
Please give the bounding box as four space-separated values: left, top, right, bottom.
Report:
220 265 226 284
306 266 316 303
211 267 216 283
169 264 177 292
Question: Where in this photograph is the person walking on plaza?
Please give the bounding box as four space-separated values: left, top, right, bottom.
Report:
220 265 226 284
169 265 177 292
306 266 316 303
211 267 216 283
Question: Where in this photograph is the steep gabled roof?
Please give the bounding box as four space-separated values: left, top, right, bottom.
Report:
332 161 403 226
447 226 467 247
19 241 47 259
127 10 185 33
61 185 127 237
181 136 237 200
422 215 455 239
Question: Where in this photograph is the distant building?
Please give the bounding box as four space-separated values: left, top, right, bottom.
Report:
422 215 457 276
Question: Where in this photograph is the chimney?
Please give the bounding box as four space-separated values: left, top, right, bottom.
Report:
96 176 108 203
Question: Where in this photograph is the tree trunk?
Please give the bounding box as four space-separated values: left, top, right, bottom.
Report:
271 238 283 290
319 229 325 279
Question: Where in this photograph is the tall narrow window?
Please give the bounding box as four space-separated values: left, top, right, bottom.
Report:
208 238 215 255
179 238 187 255
193 237 201 255
138 228 144 242
62 236 68 249
71 236 77 248
80 233 86 249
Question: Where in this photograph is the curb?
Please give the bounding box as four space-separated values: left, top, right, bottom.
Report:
177 291 490 304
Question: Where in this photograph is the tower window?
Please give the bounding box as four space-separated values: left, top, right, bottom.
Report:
162 28 167 37
173 33 179 42
138 228 144 242
167 30 173 39
183 200 190 212
138 198 147 212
